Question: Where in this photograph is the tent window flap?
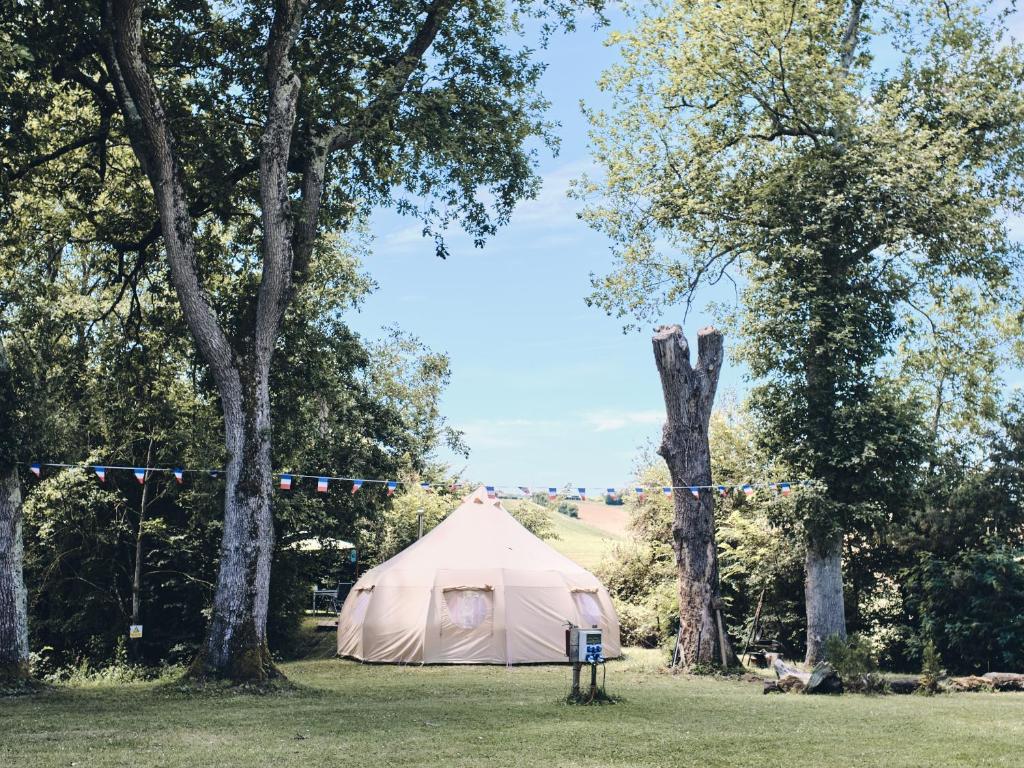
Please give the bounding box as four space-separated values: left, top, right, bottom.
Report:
572 590 602 627
443 589 492 630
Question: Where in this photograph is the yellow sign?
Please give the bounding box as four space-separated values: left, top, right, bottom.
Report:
129 625 143 639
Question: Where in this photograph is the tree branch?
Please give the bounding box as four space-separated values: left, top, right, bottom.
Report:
327 0 457 154
840 0 864 71
102 0 242 406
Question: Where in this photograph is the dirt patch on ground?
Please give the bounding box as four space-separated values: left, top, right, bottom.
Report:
574 501 629 536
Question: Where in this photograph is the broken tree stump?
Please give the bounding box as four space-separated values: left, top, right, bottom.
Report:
772 658 843 694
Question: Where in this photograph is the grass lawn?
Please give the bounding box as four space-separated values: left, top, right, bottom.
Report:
3 647 1023 768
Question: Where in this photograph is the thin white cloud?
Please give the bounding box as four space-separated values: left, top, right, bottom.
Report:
583 409 664 432
456 417 567 449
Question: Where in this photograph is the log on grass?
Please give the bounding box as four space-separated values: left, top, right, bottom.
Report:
947 676 993 692
888 677 921 695
982 672 1024 692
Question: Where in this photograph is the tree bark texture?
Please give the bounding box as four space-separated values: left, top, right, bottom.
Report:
0 342 29 686
653 325 736 668
804 537 847 664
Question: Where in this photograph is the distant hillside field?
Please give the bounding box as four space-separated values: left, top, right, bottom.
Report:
573 500 630 537
503 501 622 573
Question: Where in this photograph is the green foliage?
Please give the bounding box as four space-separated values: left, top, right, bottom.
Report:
557 501 579 518
506 499 557 541
597 542 676 646
824 634 887 693
3 222 460 665
903 546 1024 675
917 641 944 695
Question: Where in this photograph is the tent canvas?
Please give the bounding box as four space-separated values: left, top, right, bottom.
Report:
337 486 621 664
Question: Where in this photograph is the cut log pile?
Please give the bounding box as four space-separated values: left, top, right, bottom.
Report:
762 661 1024 695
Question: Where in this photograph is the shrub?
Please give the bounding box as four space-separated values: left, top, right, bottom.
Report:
824 634 887 693
557 501 579 518
917 641 944 695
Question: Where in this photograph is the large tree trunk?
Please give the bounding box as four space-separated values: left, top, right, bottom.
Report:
0 342 30 687
190 381 277 680
804 536 846 664
653 325 737 668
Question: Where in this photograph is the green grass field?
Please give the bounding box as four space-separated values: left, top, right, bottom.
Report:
539 508 623 571
3 645 1023 768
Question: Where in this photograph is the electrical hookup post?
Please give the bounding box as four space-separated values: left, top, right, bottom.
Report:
564 623 613 704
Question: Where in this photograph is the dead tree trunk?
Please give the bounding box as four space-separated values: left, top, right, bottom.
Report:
653 325 736 668
804 536 846 664
0 340 30 687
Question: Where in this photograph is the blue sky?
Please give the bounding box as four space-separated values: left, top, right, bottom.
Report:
347 5 1024 489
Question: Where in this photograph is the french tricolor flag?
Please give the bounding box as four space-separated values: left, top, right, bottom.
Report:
173 468 184 484
635 486 645 500
351 479 363 494
519 486 530 496
689 486 700 499
95 466 106 482
280 474 292 491
485 485 497 499
663 487 672 497
548 487 557 501
742 484 754 497
386 481 397 496
577 487 587 501
779 482 792 496
317 477 329 493
134 468 146 484
420 482 431 491
29 463 41 478
718 485 728 496
606 487 617 499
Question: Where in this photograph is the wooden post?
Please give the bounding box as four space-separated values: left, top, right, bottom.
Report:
741 589 766 666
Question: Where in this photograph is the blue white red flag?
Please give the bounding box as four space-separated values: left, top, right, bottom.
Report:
386 480 397 496
663 487 672 497
317 477 329 493
742 484 754 497
280 474 292 490
485 485 497 499
134 468 146 484
577 487 587 500
95 466 106 482
718 485 728 496
29 463 41 477
519 486 530 496
420 482 431 491
548 487 557 501
173 468 184 484
351 479 363 494
606 487 617 499
779 482 792 496
635 486 645 500
689 486 700 499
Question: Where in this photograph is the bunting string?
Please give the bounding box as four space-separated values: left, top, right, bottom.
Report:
20 461 809 498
